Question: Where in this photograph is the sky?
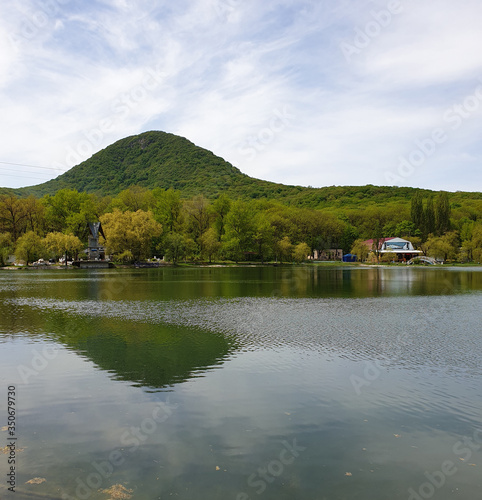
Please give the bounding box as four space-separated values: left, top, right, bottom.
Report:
1 0 482 192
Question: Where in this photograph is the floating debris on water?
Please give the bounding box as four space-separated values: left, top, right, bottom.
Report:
26 478 46 485
100 484 133 500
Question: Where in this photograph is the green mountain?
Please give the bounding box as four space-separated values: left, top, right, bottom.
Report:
16 130 296 199
7 130 482 208
16 131 246 197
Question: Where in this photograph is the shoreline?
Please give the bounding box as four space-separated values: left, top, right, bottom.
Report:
2 261 481 271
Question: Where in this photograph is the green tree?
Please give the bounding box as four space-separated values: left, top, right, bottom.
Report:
184 195 211 253
382 221 397 238
100 209 162 261
410 190 424 231
289 209 344 258
371 220 384 262
0 233 13 266
422 231 459 261
293 242 310 263
380 251 397 263
153 188 183 233
350 239 369 262
424 196 436 238
199 228 221 262
0 195 28 241
408 236 422 251
162 233 186 263
111 186 155 212
339 223 358 254
116 250 134 263
43 189 99 238
461 224 482 262
276 236 293 263
395 220 417 237
44 232 83 265
471 225 482 262
435 192 451 235
210 194 232 241
253 212 275 263
15 231 45 265
459 239 474 262
460 220 475 243
223 200 256 261
24 196 47 235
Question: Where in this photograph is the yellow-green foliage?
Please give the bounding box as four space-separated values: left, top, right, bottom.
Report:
0 135 481 266
44 232 83 260
100 209 162 261
15 231 45 265
293 242 310 263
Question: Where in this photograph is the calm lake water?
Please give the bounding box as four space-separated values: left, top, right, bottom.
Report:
0 266 481 500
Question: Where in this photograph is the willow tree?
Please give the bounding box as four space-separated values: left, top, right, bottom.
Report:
351 239 369 262
293 242 310 263
44 232 83 264
15 231 45 265
100 209 162 261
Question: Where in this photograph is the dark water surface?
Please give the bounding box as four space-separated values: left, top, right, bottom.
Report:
0 266 481 500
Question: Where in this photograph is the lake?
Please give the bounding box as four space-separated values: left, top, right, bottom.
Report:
0 265 481 500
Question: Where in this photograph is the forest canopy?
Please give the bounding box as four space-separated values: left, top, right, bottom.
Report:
0 186 481 264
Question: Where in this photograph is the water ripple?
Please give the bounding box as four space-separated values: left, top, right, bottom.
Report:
6 294 482 375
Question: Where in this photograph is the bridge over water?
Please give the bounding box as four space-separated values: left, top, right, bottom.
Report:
407 256 438 265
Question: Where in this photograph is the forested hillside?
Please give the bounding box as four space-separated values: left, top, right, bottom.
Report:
1 131 481 264
6 130 480 210
1 186 481 265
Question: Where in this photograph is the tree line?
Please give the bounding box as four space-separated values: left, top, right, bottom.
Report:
0 187 481 265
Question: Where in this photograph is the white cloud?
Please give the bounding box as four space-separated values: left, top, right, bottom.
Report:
0 0 481 191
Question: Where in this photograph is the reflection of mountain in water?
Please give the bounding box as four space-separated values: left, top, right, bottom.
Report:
7 294 482 376
1 301 236 390
66 319 236 389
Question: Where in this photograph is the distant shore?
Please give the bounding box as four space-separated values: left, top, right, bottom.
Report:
2 261 481 270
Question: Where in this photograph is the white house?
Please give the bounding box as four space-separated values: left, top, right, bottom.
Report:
378 237 422 261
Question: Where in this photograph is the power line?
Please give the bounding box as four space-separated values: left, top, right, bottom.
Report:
0 172 55 182
0 161 68 172
0 167 54 177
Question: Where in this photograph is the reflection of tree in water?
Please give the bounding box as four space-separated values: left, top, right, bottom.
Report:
63 316 235 390
13 307 237 391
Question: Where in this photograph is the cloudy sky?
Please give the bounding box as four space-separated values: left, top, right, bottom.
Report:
1 0 482 192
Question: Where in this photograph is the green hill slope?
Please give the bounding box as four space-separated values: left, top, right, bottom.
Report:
18 131 252 197
8 130 482 209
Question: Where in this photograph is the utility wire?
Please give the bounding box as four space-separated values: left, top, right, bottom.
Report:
0 161 68 172
0 174 53 182
0 167 53 176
